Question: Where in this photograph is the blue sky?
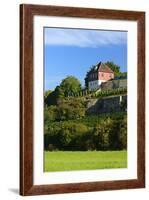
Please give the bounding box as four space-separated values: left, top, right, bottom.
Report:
44 28 127 91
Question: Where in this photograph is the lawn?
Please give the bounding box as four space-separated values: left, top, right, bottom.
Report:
44 150 127 172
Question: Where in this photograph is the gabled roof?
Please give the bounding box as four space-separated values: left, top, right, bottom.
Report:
97 62 114 73
87 62 114 75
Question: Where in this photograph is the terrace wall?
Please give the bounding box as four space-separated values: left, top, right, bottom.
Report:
86 95 127 114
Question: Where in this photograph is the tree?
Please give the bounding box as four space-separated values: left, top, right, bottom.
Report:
44 105 58 122
84 76 88 89
60 76 81 96
44 86 65 106
105 61 127 78
44 90 52 98
44 90 58 106
44 76 82 106
105 61 121 76
57 99 86 121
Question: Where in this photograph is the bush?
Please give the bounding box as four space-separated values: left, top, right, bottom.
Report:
119 116 127 149
44 98 86 122
44 105 58 122
92 118 112 150
48 144 57 151
44 113 127 151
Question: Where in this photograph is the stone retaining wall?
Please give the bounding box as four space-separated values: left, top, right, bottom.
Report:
86 95 127 114
101 79 127 90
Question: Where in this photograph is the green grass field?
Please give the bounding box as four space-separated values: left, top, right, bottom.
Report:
44 151 127 172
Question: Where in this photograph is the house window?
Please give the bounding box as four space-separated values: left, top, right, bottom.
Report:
101 73 104 77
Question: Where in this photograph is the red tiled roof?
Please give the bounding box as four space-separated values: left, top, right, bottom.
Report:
97 62 114 73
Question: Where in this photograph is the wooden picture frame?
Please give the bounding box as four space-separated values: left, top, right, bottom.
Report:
20 4 145 196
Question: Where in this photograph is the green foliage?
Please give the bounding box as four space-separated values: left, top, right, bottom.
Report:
44 71 127 152
96 88 127 98
44 90 58 106
44 113 127 151
119 116 127 149
44 98 86 123
105 61 121 75
93 118 111 150
60 76 81 96
45 86 65 106
58 87 127 99
105 61 127 77
44 105 58 122
54 86 65 98
44 90 52 98
118 71 127 78
48 144 57 151
44 76 82 106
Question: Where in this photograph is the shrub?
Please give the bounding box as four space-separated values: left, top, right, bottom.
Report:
44 105 58 122
44 112 127 151
119 116 127 149
48 144 57 151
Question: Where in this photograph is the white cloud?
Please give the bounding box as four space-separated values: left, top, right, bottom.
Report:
45 28 127 48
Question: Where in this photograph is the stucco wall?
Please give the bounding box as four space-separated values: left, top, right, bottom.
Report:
98 72 114 81
89 80 106 90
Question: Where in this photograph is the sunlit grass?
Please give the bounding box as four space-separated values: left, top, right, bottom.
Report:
44 150 127 172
